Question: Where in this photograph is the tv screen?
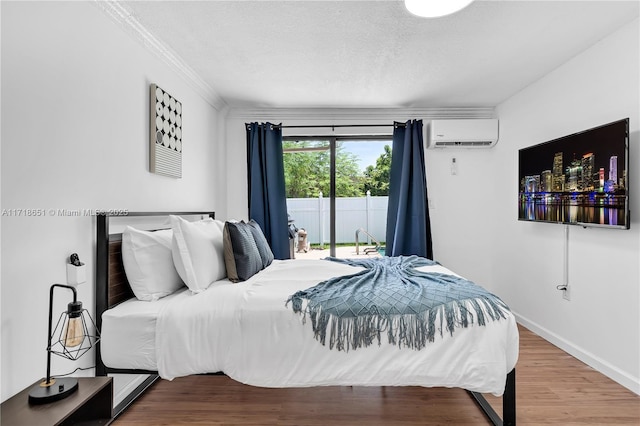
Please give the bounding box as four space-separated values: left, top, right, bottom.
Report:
518 118 629 229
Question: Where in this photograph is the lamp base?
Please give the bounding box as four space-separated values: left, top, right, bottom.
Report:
28 377 78 404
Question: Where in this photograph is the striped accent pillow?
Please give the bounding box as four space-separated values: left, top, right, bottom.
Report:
223 221 263 282
247 219 274 268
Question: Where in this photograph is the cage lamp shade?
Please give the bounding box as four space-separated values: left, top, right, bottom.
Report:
405 0 475 18
28 284 100 404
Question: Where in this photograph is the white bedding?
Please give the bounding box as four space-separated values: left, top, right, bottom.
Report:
102 259 519 395
101 287 187 371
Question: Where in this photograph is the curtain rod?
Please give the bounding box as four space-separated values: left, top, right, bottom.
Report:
273 123 405 130
245 122 411 131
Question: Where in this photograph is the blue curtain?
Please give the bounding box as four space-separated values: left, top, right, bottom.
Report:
246 122 290 259
385 120 433 259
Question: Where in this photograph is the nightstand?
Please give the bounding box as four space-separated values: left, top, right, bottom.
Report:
1 376 113 426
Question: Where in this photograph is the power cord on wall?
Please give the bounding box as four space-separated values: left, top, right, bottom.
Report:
557 225 571 300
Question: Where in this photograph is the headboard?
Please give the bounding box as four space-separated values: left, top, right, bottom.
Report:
95 211 215 376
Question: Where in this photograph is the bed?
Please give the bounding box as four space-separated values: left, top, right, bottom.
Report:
95 212 518 425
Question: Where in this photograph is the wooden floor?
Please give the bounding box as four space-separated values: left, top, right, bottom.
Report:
113 325 639 425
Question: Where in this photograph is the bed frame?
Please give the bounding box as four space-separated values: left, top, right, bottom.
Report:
95 212 516 425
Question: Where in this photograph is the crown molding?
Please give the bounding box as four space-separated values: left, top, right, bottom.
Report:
94 0 227 110
226 107 496 121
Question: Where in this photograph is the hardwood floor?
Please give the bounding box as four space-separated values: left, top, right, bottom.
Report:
113 325 639 425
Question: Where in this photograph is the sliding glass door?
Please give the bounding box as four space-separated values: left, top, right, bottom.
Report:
283 136 391 258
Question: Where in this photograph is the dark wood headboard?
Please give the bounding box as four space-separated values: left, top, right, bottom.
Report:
95 211 215 376
106 237 134 307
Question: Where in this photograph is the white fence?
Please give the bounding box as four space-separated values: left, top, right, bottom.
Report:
287 193 388 246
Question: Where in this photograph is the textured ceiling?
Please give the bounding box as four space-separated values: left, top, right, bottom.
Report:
120 0 639 109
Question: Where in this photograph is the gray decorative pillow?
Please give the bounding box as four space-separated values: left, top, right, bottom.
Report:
223 221 263 283
247 219 274 268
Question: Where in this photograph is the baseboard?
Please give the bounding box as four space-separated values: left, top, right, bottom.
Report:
514 312 640 395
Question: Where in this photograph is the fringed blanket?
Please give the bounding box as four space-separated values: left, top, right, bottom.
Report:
286 256 509 351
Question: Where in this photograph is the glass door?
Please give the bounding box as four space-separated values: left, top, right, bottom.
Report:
338 140 391 258
283 136 391 259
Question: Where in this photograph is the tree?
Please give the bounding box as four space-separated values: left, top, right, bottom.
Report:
362 144 392 196
335 146 364 197
282 141 326 198
283 141 365 198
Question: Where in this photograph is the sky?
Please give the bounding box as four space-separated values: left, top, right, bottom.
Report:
341 140 390 172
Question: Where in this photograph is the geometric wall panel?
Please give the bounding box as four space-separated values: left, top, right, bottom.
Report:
149 84 182 178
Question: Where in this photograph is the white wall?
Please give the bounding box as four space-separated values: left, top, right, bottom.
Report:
1 2 221 401
492 18 639 393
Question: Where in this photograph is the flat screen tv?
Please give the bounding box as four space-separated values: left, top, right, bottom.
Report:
518 118 629 229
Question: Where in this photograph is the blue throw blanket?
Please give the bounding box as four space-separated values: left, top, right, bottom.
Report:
286 256 509 351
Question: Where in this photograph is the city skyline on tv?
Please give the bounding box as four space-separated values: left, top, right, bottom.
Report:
519 119 628 195
518 118 629 229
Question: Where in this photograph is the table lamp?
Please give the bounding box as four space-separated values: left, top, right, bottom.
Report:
28 284 100 404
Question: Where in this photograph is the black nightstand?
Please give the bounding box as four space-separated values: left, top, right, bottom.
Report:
1 376 113 426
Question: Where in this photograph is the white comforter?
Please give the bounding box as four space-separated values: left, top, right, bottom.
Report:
155 259 519 396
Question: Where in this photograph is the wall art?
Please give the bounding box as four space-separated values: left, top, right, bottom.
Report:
150 84 182 178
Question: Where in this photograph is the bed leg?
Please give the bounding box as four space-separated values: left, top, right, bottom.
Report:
503 369 516 426
467 368 516 426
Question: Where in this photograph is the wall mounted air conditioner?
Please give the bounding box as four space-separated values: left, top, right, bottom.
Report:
426 119 499 148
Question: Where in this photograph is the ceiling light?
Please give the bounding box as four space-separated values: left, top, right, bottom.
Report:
405 0 475 18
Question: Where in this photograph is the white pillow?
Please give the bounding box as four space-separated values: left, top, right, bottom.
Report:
122 226 184 301
170 215 226 293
